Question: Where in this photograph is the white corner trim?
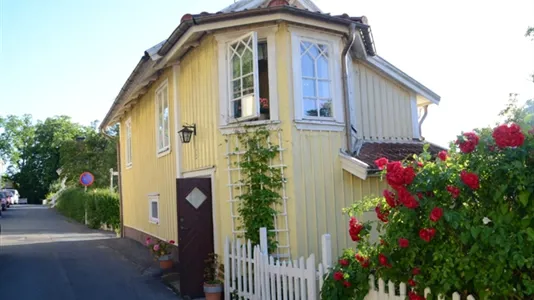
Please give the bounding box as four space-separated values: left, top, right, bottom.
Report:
294 120 345 131
339 150 369 180
410 93 421 140
173 64 183 178
365 56 440 105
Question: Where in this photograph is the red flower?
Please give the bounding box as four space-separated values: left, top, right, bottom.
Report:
398 187 419 209
355 253 364 262
419 228 436 242
408 279 416 287
360 258 370 268
417 161 424 168
409 291 425 300
425 191 435 197
383 190 397 208
412 267 421 275
417 192 423 199
493 123 525 148
169 240 175 245
403 167 416 185
375 205 389 223
398 238 409 248
339 259 349 267
460 170 480 190
429 207 443 222
386 161 405 187
333 271 344 281
446 185 460 198
374 157 389 170
349 217 364 241
438 150 448 161
456 132 479 153
343 280 351 288
378 253 391 268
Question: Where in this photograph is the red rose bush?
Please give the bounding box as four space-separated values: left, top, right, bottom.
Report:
321 123 534 299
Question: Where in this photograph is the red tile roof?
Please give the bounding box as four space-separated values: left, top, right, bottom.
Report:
354 141 447 170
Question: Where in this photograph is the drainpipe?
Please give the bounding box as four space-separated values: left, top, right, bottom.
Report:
418 105 429 140
341 23 358 154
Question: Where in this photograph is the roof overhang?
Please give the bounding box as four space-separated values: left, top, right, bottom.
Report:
364 56 440 105
339 149 369 180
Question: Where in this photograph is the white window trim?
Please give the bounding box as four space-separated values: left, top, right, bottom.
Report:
125 118 133 169
155 79 171 157
148 194 160 224
216 25 279 128
289 26 344 131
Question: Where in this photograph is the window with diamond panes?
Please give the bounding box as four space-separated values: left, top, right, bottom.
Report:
228 32 260 121
300 41 332 118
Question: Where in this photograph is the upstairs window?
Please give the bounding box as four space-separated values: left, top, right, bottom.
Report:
300 41 332 118
125 118 132 168
227 32 270 122
155 81 170 155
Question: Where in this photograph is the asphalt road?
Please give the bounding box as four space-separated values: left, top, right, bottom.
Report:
0 205 178 300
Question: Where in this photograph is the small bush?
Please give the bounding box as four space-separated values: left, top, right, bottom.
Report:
56 187 120 233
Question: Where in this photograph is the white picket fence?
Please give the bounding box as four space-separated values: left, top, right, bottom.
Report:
224 228 475 300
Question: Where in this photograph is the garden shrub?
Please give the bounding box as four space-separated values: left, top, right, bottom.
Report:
56 187 120 233
321 123 534 299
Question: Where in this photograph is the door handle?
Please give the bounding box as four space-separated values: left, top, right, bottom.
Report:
180 225 189 230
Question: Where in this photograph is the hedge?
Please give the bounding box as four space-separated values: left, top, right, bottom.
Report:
56 187 120 233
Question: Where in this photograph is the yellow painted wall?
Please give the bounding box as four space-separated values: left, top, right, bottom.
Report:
352 62 414 141
120 68 177 242
178 36 219 173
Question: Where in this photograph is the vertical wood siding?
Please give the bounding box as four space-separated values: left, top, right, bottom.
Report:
291 130 388 258
120 68 177 242
352 62 414 141
178 36 218 173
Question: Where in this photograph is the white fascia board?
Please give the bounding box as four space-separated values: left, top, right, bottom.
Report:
339 150 369 180
366 56 441 105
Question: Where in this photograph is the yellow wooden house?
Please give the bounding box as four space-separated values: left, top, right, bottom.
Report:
100 0 442 296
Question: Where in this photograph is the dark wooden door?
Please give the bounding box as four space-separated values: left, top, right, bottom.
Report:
177 178 214 298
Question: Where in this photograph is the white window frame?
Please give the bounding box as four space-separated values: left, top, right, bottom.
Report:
216 26 280 130
148 194 159 224
289 26 344 131
155 79 171 157
125 118 132 168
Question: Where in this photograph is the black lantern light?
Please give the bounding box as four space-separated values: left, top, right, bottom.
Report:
178 124 196 144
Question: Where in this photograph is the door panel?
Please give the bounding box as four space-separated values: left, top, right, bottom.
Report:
177 178 214 298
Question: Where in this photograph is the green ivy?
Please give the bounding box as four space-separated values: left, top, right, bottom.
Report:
233 125 284 253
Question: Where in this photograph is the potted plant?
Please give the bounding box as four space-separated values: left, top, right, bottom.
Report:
145 236 176 270
203 253 224 300
259 97 269 120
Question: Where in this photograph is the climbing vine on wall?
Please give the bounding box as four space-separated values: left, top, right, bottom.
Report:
233 125 284 252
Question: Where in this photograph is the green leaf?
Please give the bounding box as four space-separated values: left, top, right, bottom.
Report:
471 227 481 239
526 228 534 242
519 190 530 207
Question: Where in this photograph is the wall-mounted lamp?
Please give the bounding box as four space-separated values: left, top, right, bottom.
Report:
178 124 196 144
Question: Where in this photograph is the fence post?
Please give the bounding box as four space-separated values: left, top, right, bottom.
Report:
321 234 332 269
259 227 268 255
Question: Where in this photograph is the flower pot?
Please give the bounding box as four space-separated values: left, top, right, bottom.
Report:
159 257 173 270
259 112 269 120
203 282 223 300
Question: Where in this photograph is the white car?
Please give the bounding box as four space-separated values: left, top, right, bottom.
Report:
4 189 20 204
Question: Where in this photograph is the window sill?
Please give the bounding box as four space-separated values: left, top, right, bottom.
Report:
125 163 133 170
294 120 345 131
149 219 160 225
156 148 171 158
219 120 281 135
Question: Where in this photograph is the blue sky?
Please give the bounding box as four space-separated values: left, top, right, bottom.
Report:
1 0 533 147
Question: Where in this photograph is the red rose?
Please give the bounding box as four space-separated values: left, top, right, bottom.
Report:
383 190 397 208
417 161 424 168
360 258 370 268
343 280 351 288
397 187 419 209
408 279 416 287
429 207 443 222
409 291 425 300
456 132 479 153
386 161 405 187
398 238 409 248
419 228 436 242
446 185 460 198
375 205 389 223
493 123 525 148
417 192 423 199
355 253 364 262
333 271 344 281
460 170 480 190
339 259 349 267
349 217 364 241
374 157 388 170
403 167 416 185
378 253 391 268
412 267 421 275
438 150 448 161
169 240 175 245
